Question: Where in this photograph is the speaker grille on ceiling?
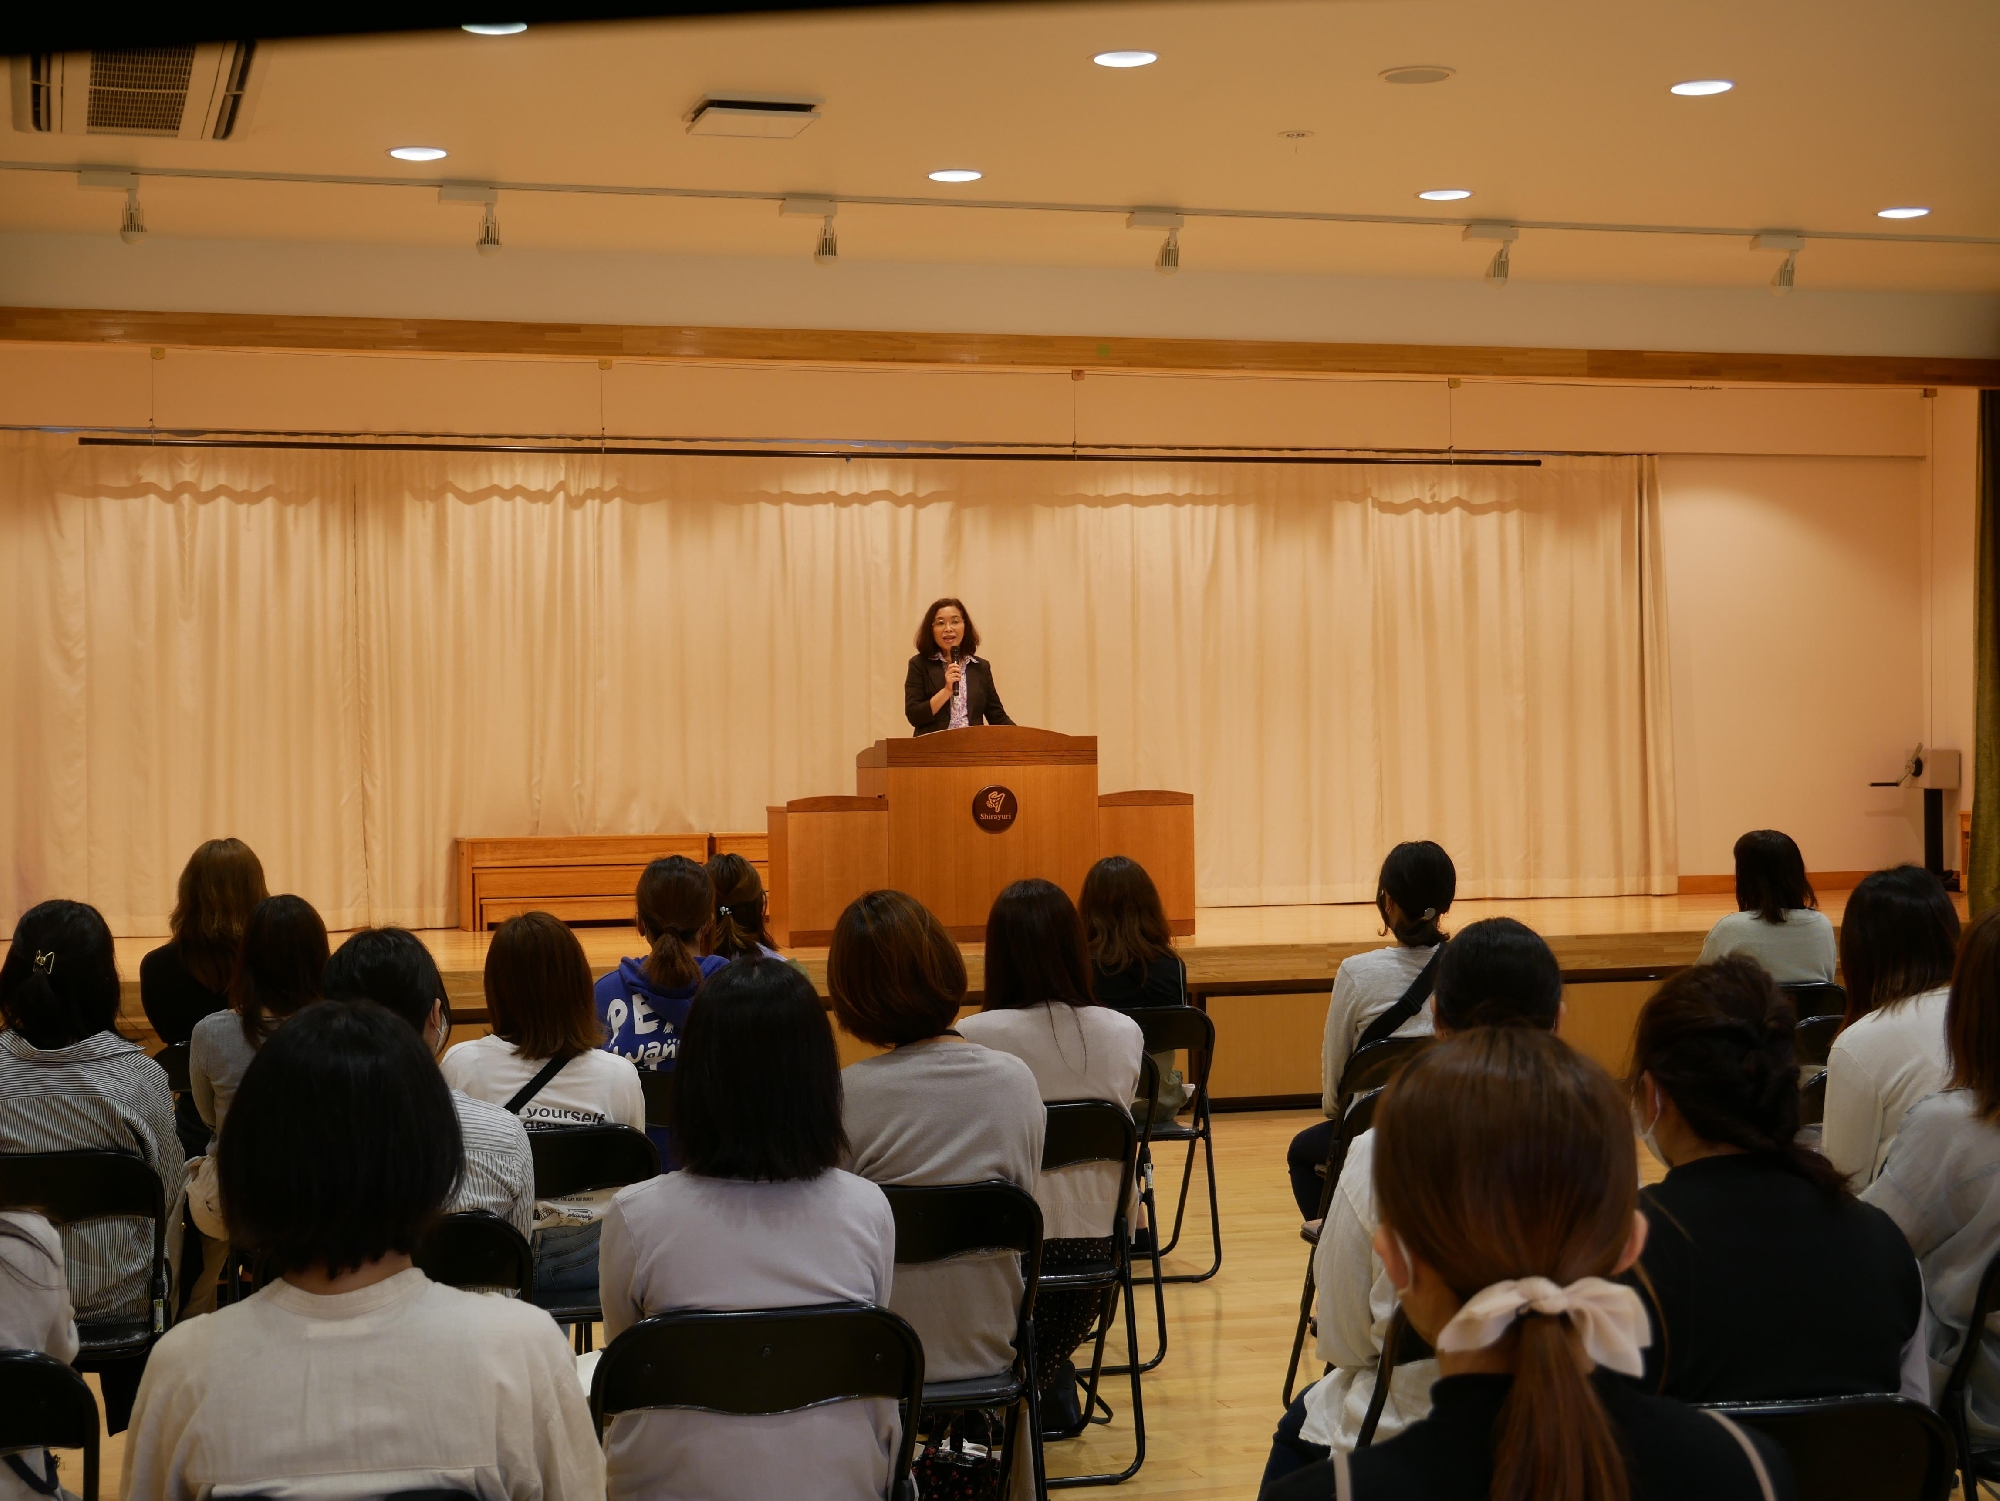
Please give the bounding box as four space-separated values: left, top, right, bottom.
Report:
85 47 197 135
11 42 257 140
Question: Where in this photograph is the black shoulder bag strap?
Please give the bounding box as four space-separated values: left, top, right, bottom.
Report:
1355 942 1446 1051
503 1053 573 1115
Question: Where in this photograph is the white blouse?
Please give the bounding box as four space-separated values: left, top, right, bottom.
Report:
1823 986 1952 1186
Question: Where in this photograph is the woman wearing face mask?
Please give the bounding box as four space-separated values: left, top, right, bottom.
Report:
1266 1027 1793 1501
904 597 1013 736
1626 958 1925 1404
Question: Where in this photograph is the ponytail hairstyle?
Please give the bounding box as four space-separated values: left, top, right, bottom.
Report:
705 853 778 962
636 855 714 992
1947 905 2000 1121
1078 855 1176 974
1375 1029 1636 1501
1732 829 1815 924
1838 864 1961 1026
0 900 123 1050
232 895 329 1047
1376 840 1456 949
169 837 269 992
1629 956 1846 1192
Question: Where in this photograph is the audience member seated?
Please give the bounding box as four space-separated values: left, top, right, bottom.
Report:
594 855 727 1156
321 928 534 1239
1266 1028 1794 1501
599 959 898 1501
1695 829 1837 983
960 878 1144 1438
0 1210 79 1501
1865 904 2000 1448
1824 864 1961 1185
1081 855 1190 1127
832 889 1044 1386
139 837 268 1049
1630 956 1924 1402
703 851 789 963
0 899 184 1432
443 910 644 1308
1286 841 1456 1221
1266 917 1563 1488
184 894 328 1314
122 1000 603 1501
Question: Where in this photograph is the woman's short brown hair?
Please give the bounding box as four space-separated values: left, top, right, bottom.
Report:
170 837 270 992
827 890 966 1048
483 911 605 1061
1948 905 2000 1119
914 597 980 657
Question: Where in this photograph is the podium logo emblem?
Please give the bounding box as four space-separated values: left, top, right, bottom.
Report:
972 785 1019 832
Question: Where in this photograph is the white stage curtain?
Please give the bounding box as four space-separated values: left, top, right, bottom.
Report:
0 433 1676 932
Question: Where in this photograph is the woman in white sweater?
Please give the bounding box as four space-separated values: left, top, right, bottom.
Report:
1696 829 1838 983
960 878 1144 1437
1824 865 1961 1185
600 959 899 1501
0 1211 78 1501
441 911 645 1307
123 999 603 1501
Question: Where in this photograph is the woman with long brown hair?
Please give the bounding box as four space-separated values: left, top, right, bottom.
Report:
140 837 268 1046
1267 1028 1789 1501
703 852 785 962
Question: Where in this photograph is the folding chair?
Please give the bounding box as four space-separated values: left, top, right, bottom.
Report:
1335 1036 1428 1117
414 1211 534 1297
151 1042 192 1095
527 1124 660 1352
1705 1394 1955 1501
883 1181 1046 1500
590 1303 925 1501
1795 1015 1843 1069
1799 1069 1828 1130
1941 1245 2000 1501
1041 1100 1145 1488
152 1041 210 1159
1354 1305 1434 1448
1127 1006 1220 1284
1782 981 1850 1025
1283 1087 1383 1406
0 1349 100 1501
638 1068 676 1130
0 1151 172 1375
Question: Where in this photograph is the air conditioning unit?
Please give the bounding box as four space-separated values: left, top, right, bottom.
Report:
11 43 260 140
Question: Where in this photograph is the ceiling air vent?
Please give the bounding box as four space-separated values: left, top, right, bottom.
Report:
11 42 259 140
686 95 821 139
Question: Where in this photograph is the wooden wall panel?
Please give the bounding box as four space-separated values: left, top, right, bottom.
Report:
1452 382 1931 458
1074 373 1448 451
769 799 889 946
0 343 151 428
1205 992 1327 1101
1098 793 1197 936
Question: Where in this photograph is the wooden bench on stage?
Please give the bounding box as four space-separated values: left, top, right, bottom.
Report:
456 832 769 930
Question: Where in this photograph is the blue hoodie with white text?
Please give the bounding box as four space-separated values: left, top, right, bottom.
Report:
593 953 728 1161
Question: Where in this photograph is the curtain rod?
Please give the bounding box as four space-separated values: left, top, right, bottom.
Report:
74 436 1545 466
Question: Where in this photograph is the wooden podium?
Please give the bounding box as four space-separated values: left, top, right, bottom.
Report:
768 727 1194 946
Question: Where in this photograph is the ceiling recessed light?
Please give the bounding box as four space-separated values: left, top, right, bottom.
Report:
928 169 982 183
1417 188 1472 201
388 146 448 162
1380 65 1455 85
1669 79 1734 96
1093 50 1158 68
1877 206 1931 219
461 22 526 34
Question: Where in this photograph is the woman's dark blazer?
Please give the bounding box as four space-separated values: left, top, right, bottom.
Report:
904 654 1014 735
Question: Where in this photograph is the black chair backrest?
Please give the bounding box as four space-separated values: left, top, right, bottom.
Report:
638 1069 676 1130
0 1152 169 1331
0 1349 99 1498
591 1302 925 1495
1781 981 1849 1023
1337 1036 1428 1108
1042 1101 1141 1239
1311 1088 1384 1221
1798 1069 1828 1130
883 1180 1044 1270
1795 1014 1842 1068
527 1125 660 1199
1126 1006 1216 1090
413 1211 533 1296
1942 1246 2000 1407
1705 1394 1955 1501
152 1042 192 1095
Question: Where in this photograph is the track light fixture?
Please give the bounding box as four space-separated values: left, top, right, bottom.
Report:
1771 251 1796 296
1751 231 1803 297
1484 244 1510 287
1126 209 1184 276
1155 228 1180 276
120 187 146 245
814 215 838 265
476 202 502 256
1462 221 1518 289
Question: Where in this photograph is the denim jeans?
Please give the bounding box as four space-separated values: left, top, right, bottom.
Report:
1258 1392 1331 1496
531 1219 603 1308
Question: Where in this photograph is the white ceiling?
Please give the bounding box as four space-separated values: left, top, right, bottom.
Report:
3 0 1998 294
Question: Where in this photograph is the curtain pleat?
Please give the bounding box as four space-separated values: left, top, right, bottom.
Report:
0 434 1678 931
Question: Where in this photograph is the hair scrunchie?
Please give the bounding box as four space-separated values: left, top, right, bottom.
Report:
1433 1276 1650 1377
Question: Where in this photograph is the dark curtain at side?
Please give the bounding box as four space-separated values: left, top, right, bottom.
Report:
1974 390 2000 916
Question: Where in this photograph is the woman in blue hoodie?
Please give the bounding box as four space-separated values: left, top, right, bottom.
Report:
594 855 727 1160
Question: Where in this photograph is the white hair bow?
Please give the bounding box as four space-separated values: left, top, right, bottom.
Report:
1434 1276 1650 1377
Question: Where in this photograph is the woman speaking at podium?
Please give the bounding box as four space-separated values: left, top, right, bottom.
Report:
904 596 1014 736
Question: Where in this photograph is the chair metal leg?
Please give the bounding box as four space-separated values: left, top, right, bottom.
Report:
1048 1263 1146 1487
1104 1200 1170 1376
1143 1106 1222 1285
1282 1243 1317 1407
